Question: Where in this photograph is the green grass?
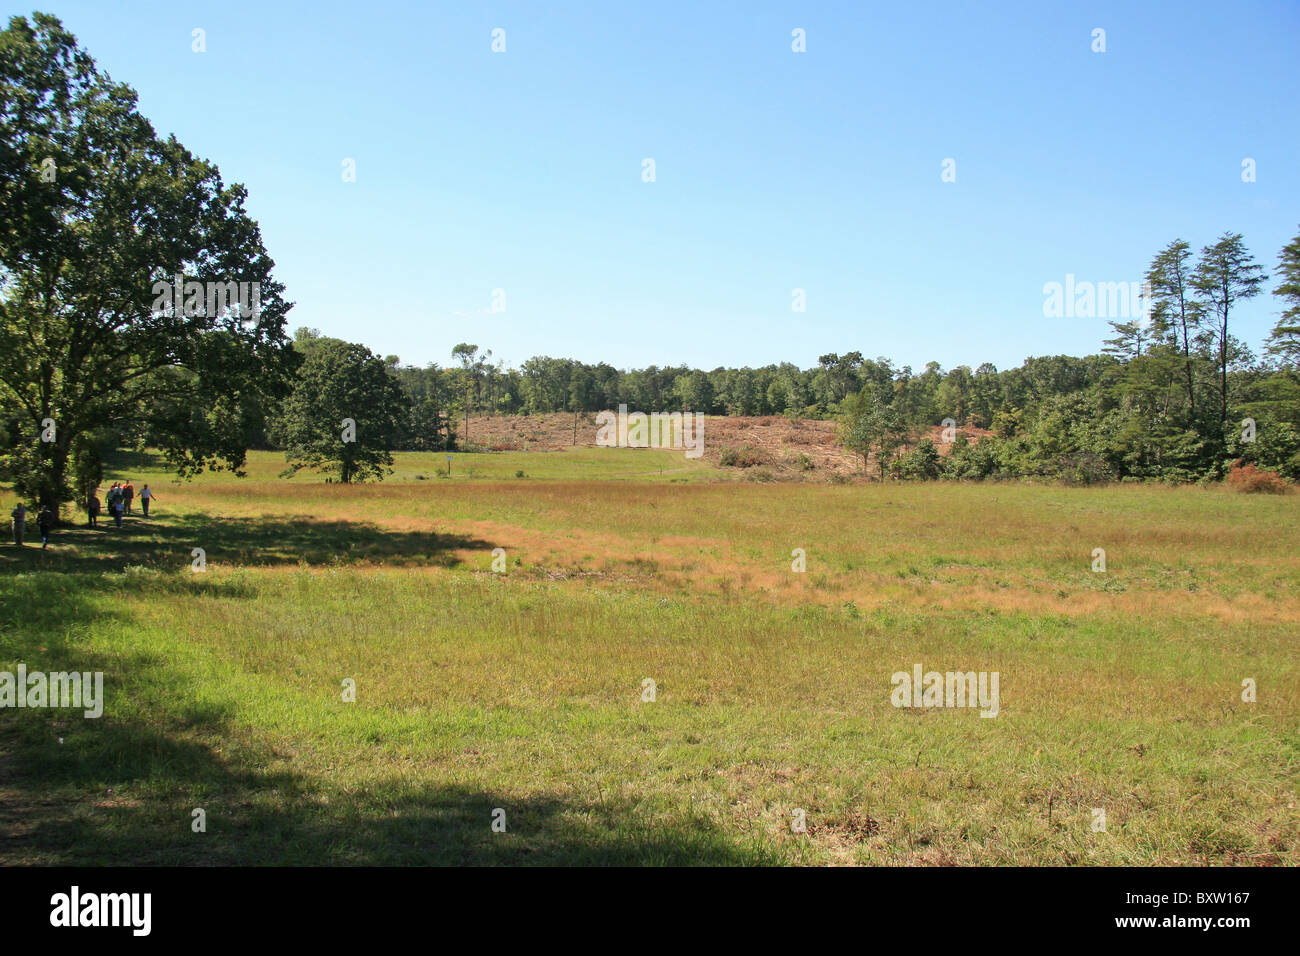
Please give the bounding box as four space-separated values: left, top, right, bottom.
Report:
0 452 1296 865
103 445 717 485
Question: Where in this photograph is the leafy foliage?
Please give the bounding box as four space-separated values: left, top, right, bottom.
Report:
277 339 409 483
0 14 297 512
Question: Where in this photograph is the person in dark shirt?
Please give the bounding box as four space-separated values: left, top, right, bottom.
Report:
106 483 122 527
36 506 54 549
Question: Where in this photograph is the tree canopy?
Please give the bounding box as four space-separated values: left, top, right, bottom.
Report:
275 336 408 483
0 13 297 510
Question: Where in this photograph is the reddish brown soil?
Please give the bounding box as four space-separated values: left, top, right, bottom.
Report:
459 413 988 481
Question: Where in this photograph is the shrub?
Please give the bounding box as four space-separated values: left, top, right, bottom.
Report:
1057 451 1115 486
719 446 766 468
1226 460 1292 494
892 440 941 480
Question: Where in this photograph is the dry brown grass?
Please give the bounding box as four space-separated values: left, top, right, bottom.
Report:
149 473 1300 627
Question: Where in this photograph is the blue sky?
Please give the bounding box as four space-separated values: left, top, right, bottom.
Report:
11 1 1300 372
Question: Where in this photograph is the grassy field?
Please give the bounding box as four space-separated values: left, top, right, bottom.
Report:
1 448 1297 865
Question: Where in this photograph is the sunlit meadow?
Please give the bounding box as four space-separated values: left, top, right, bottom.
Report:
1 449 1297 865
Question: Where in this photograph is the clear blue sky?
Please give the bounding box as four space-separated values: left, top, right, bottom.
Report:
11 1 1300 372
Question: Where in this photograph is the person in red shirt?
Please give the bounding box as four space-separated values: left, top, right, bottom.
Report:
123 480 135 514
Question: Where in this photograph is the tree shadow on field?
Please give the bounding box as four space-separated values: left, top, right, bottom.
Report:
100 447 169 473
0 513 768 865
0 581 766 866
2 725 774 865
0 512 493 574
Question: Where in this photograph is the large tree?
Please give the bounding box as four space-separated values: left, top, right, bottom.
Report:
1267 227 1300 368
0 14 296 513
1191 233 1267 425
277 338 409 483
1145 239 1201 416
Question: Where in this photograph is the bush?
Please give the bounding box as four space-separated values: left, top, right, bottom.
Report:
719 446 766 468
943 434 1002 480
1284 452 1300 482
1226 460 1292 494
1057 451 1115 486
892 440 941 480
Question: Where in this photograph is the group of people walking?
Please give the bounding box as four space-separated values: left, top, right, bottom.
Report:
88 481 155 528
10 480 157 548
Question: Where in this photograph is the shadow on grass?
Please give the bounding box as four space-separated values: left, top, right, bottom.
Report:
0 515 766 865
3 701 775 866
100 447 170 473
0 582 766 865
3 756 774 865
0 512 492 574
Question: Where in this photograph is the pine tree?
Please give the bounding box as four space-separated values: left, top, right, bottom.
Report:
1145 240 1201 415
1266 227 1300 368
1191 234 1268 424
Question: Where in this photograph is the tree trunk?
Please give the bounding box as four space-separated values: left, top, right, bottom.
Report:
1219 281 1230 425
38 432 71 523
1181 307 1195 416
1220 317 1229 425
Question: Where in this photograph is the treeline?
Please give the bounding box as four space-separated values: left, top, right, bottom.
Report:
8 229 1297 490
837 231 1300 483
5 16 1297 508
250 229 1299 483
